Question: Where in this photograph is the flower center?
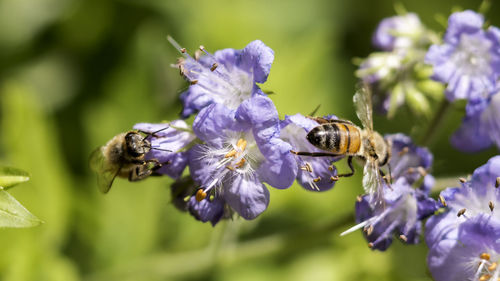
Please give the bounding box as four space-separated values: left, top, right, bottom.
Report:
196 137 260 201
473 252 500 281
452 33 493 77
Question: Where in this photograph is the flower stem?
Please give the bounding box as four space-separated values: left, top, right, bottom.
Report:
419 98 450 147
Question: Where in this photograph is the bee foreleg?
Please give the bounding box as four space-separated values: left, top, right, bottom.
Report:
290 150 341 157
128 165 153 181
379 168 392 189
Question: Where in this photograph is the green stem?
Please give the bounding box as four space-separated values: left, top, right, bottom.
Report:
419 98 450 147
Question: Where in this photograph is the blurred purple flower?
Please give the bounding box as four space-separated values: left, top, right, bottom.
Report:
451 88 500 152
170 38 274 118
133 120 196 179
425 10 500 111
280 114 342 191
186 96 296 224
342 134 438 251
373 13 425 51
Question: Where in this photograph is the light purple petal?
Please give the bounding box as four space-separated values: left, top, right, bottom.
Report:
192 103 237 148
188 196 225 226
238 40 275 83
451 114 493 153
445 10 484 44
225 174 270 220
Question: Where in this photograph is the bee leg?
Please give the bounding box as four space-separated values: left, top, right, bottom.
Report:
331 156 355 181
128 165 153 181
290 150 341 157
306 116 332 124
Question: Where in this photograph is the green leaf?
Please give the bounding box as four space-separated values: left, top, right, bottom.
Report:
0 166 30 189
0 189 42 228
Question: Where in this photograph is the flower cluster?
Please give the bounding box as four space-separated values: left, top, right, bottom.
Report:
356 12 443 118
426 156 500 281
341 134 438 251
135 40 342 225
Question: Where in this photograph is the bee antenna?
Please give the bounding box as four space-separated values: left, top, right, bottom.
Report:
140 125 170 141
309 104 321 116
151 147 172 152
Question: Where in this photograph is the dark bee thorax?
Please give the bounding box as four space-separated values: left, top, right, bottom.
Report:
307 122 361 155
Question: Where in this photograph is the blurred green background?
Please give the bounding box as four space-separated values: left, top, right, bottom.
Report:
0 0 498 280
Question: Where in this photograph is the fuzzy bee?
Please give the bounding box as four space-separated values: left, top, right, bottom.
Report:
292 83 392 204
90 129 169 193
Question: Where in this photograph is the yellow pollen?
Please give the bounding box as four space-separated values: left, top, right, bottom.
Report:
235 158 246 168
399 146 409 156
480 253 491 261
225 149 237 158
313 177 321 183
457 208 466 217
330 176 339 182
190 79 198 85
328 164 335 171
459 177 467 183
210 63 218 71
194 50 202 61
490 201 495 212
400 234 408 242
226 165 235 171
439 195 447 207
180 48 186 53
417 166 427 177
356 195 363 202
488 262 497 271
195 189 207 202
496 177 500 188
367 242 374 248
479 274 491 281
236 138 247 151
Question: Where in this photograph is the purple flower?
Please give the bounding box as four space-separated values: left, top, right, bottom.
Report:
451 89 500 152
357 52 404 83
341 134 438 251
169 38 275 118
280 114 341 191
427 215 500 281
186 96 296 224
425 10 500 109
133 120 196 179
425 156 500 248
373 13 425 51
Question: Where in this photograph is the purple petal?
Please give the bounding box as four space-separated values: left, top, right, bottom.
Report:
451 114 493 153
238 40 275 83
187 196 225 226
224 174 270 220
192 103 237 148
257 137 297 189
445 10 484 44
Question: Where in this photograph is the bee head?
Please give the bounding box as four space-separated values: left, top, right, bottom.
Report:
125 132 150 157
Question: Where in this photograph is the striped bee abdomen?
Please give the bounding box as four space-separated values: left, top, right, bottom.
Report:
306 122 361 155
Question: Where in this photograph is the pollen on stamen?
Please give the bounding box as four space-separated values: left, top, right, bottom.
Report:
225 149 237 158
195 189 207 202
235 158 246 168
300 162 313 173
496 177 500 188
398 146 409 156
417 166 427 177
313 177 321 183
210 63 218 72
399 234 408 242
490 201 495 212
194 50 202 61
457 208 466 217
479 274 491 281
236 138 247 151
480 253 491 261
488 262 498 271
364 225 374 236
367 242 374 248
459 177 467 183
439 195 447 207
330 176 339 182
190 79 199 85
356 195 363 202
180 48 186 53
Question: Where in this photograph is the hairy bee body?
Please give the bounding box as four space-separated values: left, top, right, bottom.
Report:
306 120 391 167
90 131 162 193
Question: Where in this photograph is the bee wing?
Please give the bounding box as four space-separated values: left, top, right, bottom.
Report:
363 159 384 206
89 147 121 193
353 82 373 131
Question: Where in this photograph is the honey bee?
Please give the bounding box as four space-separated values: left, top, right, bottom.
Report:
292 83 391 204
90 129 169 193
